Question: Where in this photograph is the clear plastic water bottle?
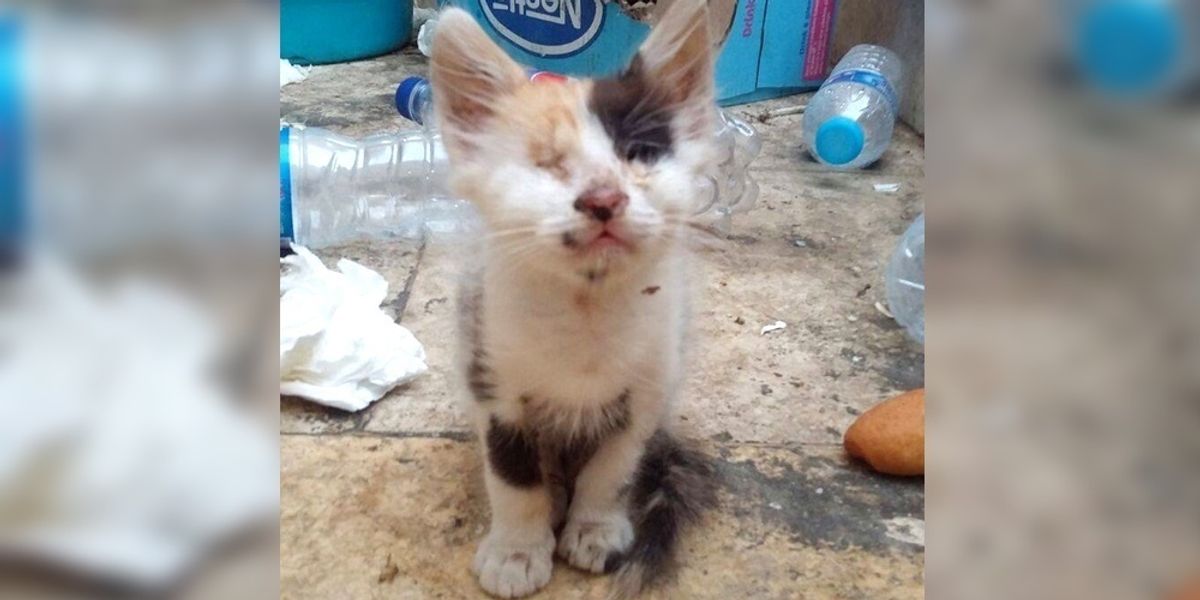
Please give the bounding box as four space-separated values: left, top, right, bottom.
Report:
803 44 904 169
393 75 762 229
712 109 763 217
885 213 924 345
280 125 473 249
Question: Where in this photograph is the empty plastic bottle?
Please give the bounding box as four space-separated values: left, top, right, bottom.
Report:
803 44 904 169
884 213 924 345
280 125 470 249
712 109 763 217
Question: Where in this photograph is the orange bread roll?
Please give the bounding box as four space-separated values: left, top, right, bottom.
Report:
844 388 924 476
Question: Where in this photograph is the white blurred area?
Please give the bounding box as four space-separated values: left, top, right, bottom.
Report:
26 7 277 256
1 2 278 598
928 1 1200 599
0 257 276 588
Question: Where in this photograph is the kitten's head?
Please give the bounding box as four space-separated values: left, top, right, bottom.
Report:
430 0 717 283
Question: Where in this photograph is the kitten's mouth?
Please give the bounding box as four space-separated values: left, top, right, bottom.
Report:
581 227 633 252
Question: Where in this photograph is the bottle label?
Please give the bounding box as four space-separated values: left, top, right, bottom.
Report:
821 68 900 113
279 127 293 240
479 0 605 57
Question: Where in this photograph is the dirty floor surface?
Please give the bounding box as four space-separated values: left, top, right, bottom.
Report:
281 49 925 600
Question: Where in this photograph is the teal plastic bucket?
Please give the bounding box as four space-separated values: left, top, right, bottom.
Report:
282 0 413 65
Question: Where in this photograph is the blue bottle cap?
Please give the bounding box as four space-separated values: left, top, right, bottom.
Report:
1076 1 1180 94
815 117 864 166
395 76 428 124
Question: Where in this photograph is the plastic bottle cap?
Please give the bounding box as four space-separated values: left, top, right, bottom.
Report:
1077 1 1180 94
815 117 864 166
395 76 427 123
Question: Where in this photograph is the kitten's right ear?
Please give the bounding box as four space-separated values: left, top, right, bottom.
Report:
430 9 525 155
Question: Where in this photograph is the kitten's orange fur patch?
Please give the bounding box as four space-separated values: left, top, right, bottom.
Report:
495 81 588 181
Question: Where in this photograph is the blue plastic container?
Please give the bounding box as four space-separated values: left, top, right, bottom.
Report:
0 17 23 248
282 0 413 65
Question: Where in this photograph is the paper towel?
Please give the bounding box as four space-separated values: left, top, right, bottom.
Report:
280 245 428 411
0 257 276 587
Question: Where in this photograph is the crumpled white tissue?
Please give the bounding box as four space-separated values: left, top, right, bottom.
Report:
280 245 428 411
279 59 311 88
0 257 276 587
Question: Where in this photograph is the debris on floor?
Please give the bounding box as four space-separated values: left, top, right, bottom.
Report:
279 59 311 88
755 103 807 123
377 554 400 583
760 320 788 335
874 301 895 319
873 182 901 193
280 245 428 411
882 517 926 547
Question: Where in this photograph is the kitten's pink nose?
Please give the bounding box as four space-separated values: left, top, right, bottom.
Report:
574 187 628 222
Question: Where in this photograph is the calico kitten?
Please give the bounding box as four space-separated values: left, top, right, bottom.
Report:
430 2 719 597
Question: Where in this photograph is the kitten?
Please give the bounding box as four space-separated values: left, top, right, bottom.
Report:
430 2 719 597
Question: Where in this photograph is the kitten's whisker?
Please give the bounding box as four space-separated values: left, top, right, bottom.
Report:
483 229 549 243
488 242 546 264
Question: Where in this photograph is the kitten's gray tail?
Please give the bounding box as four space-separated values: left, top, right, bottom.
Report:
609 430 718 599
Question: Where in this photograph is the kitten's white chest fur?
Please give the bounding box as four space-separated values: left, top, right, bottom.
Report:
477 254 687 427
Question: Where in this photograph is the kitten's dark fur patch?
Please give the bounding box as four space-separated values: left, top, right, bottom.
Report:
460 284 496 402
467 352 496 401
607 389 632 433
539 390 633 527
589 56 674 163
527 389 631 452
612 430 718 593
487 417 542 487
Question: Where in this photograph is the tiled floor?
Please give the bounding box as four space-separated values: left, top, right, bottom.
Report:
281 48 925 599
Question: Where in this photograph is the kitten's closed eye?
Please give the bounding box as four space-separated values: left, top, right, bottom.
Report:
525 99 579 180
622 141 665 163
535 151 569 179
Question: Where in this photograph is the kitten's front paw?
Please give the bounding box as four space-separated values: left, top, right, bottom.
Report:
557 512 634 573
473 529 554 598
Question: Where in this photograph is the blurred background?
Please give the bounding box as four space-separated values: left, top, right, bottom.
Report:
0 1 279 598
927 0 1200 599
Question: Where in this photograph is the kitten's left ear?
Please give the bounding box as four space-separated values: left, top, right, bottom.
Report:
636 0 716 136
430 8 525 156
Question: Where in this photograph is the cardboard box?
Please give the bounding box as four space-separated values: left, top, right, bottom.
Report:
445 0 837 105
